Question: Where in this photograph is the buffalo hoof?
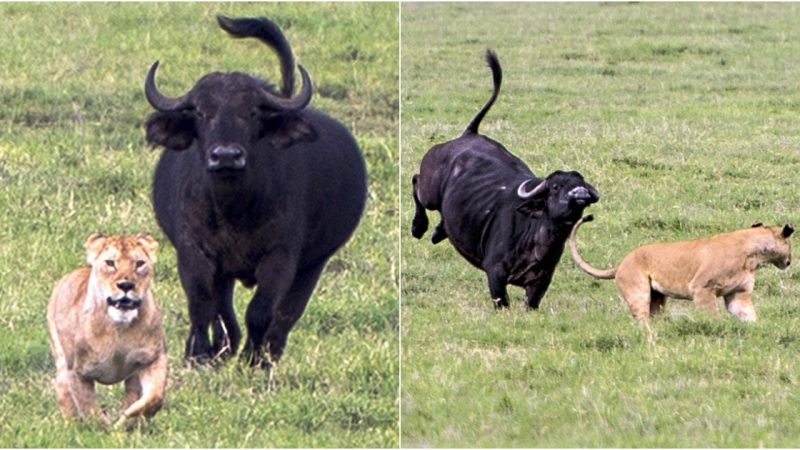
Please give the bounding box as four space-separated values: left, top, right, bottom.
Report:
492 297 509 309
184 353 217 368
411 215 429 239
525 295 542 310
184 333 217 366
431 223 448 244
240 348 267 368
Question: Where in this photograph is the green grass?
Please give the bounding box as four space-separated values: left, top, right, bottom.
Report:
401 3 800 447
0 3 398 447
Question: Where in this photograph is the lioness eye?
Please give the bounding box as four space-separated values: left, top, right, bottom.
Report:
105 260 115 268
135 260 146 269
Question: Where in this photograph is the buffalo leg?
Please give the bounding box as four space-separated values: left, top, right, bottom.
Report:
178 251 238 363
241 249 298 367
211 279 240 358
430 220 448 244
264 261 326 365
241 286 274 368
524 272 554 309
411 175 429 239
260 263 325 391
485 264 510 309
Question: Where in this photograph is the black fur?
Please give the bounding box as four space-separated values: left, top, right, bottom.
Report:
145 17 366 366
411 50 599 309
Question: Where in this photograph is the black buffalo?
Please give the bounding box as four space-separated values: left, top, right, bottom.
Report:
411 50 599 309
144 16 367 370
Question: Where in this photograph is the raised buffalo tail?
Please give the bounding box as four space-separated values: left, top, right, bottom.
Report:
463 49 502 136
218 16 296 97
569 215 617 279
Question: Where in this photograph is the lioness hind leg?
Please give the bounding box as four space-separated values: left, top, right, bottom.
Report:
615 269 651 321
650 290 667 317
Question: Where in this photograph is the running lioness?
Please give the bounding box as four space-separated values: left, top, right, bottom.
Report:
47 233 167 426
569 215 793 321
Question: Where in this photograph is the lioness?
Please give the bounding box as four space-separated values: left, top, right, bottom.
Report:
47 233 167 426
569 215 793 321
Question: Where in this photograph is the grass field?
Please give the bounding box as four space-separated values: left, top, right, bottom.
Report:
0 3 398 447
401 3 800 447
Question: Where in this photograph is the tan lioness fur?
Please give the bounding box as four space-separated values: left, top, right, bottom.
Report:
47 233 167 426
569 215 793 322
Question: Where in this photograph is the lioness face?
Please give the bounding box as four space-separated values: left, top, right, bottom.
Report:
84 233 159 325
767 225 794 270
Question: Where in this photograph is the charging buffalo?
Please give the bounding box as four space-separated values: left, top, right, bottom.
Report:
411 50 599 309
144 16 367 373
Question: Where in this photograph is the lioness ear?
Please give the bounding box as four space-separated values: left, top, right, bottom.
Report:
136 232 159 262
751 221 764 228
782 224 794 239
84 233 106 265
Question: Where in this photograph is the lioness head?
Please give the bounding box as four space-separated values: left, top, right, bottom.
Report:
84 233 158 325
755 223 794 270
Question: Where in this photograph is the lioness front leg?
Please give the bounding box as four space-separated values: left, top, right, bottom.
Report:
54 366 78 418
69 373 104 421
121 375 142 413
724 291 757 322
115 353 167 427
691 289 721 318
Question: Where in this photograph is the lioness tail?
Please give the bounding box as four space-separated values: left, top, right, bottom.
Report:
569 215 616 280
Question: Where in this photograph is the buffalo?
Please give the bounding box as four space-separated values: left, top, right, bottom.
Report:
144 16 367 374
411 50 599 309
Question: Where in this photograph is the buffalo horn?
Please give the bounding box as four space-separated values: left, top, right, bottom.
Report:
145 61 193 112
517 179 547 199
259 65 313 111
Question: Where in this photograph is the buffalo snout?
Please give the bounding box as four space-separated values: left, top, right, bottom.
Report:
208 144 247 171
568 185 599 206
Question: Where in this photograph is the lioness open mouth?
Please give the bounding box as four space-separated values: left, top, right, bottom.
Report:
106 296 142 311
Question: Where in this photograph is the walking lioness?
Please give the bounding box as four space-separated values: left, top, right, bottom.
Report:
47 233 167 425
569 215 793 321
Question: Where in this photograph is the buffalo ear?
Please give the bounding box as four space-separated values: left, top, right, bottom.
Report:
262 113 317 149
145 111 196 150
517 199 546 218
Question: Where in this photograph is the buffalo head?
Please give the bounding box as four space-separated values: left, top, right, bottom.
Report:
144 16 316 174
516 170 599 222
